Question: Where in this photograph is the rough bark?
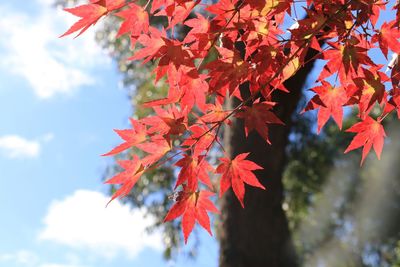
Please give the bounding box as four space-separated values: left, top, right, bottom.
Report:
218 51 317 267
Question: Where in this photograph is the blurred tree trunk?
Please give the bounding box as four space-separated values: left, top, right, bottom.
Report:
218 50 317 267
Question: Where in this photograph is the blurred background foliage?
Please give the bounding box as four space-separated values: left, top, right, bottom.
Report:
56 0 400 265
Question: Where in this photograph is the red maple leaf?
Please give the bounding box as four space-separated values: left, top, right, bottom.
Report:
130 27 167 64
372 21 400 58
144 67 208 112
356 68 387 118
235 101 283 144
90 0 125 11
386 88 400 118
303 81 348 133
181 125 216 157
102 118 147 156
175 154 213 190
154 43 194 82
319 40 375 83
344 116 386 164
60 4 107 38
150 0 174 14
156 0 200 29
184 13 210 40
178 69 208 112
164 187 219 243
200 102 231 125
115 3 149 45
142 67 183 107
207 47 252 98
206 0 237 16
141 106 188 137
216 153 265 207
104 155 144 204
136 136 171 166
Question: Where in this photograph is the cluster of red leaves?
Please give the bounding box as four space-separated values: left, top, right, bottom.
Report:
62 0 400 242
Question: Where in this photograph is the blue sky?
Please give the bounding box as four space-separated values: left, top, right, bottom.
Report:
0 1 217 266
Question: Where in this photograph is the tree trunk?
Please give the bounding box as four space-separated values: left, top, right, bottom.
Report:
218 52 317 267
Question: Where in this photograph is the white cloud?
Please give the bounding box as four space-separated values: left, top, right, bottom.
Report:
0 135 41 159
0 133 54 159
38 190 162 259
0 250 40 266
0 1 110 99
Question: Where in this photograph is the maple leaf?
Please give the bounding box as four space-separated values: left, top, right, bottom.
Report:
134 34 194 82
200 102 231 125
60 4 107 38
181 125 216 157
151 0 175 14
241 16 282 45
356 68 386 118
175 154 213 190
104 155 144 204
344 116 386 164
372 21 400 58
90 0 125 11
162 116 187 136
115 3 149 45
102 118 147 156
141 106 188 137
184 13 210 40
143 66 183 107
106 0 125 11
130 27 166 64
157 0 200 29
206 0 237 16
281 56 300 83
183 13 213 55
144 67 208 112
247 0 291 17
207 47 252 98
178 70 208 112
235 101 283 144
386 88 400 118
303 81 348 133
154 42 194 82
216 153 265 207
143 83 182 107
164 187 219 243
136 136 171 166
319 40 375 83
289 12 326 44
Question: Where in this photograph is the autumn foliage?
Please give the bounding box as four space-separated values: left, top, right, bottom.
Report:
62 0 400 242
